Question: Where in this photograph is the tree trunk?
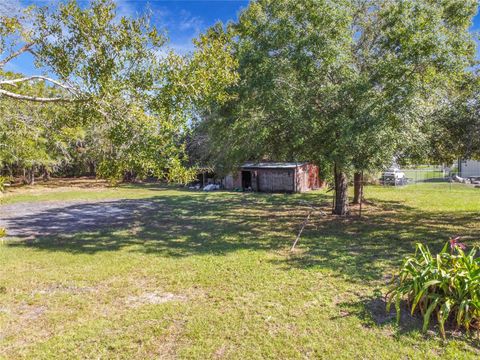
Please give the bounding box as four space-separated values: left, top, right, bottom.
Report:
353 171 363 204
27 168 35 185
333 166 349 215
89 161 96 176
43 166 50 181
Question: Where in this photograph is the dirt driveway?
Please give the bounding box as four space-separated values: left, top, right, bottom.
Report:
0 199 157 238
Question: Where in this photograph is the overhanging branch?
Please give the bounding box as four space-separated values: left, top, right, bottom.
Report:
0 76 79 95
0 42 35 68
0 89 74 102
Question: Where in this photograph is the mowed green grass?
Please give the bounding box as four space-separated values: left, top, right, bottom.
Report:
1 182 479 359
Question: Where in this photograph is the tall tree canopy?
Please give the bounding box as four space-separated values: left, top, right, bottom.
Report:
0 0 237 183
0 0 164 104
199 0 477 214
430 72 480 164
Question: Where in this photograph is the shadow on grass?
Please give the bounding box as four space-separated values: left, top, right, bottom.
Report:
5 189 480 344
337 295 480 347
4 192 309 256
4 189 479 284
333 295 422 334
274 204 478 281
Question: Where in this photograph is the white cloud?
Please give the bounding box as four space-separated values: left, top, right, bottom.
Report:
152 7 171 26
148 8 204 56
114 0 138 19
178 9 204 35
154 42 196 60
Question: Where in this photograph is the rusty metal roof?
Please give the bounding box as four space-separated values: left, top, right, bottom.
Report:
241 162 308 169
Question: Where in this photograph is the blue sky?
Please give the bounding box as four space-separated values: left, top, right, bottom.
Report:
0 0 249 75
1 0 479 75
107 0 250 54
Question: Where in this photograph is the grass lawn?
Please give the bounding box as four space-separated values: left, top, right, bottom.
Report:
1 181 479 359
402 169 446 183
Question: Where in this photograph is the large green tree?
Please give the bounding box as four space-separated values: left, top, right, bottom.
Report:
0 0 237 183
200 0 477 214
0 0 164 104
0 71 81 183
431 72 480 164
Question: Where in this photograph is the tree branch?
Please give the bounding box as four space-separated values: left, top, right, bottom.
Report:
0 42 35 68
0 89 74 102
0 76 79 95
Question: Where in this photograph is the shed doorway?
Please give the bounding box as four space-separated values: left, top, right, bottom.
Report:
242 170 252 189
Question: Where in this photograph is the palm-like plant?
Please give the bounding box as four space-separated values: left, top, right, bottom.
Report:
387 239 480 339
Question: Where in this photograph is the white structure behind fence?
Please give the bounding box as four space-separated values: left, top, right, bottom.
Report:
459 160 480 178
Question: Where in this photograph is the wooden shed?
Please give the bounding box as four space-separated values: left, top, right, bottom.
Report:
223 162 321 193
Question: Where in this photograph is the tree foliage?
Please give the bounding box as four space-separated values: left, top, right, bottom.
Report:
198 0 477 214
430 72 480 163
0 0 237 183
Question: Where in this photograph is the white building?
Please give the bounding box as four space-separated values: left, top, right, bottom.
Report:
458 159 480 178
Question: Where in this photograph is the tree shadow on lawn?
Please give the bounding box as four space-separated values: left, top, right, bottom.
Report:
333 294 422 333
274 198 479 282
4 190 479 283
4 192 305 256
336 295 480 347
5 191 480 344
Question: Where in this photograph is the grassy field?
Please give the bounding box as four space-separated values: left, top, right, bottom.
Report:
402 170 445 183
1 181 479 359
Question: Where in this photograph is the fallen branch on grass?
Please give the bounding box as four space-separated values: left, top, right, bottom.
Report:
290 202 326 251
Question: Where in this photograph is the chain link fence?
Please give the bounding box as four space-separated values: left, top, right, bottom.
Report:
378 164 480 187
402 166 449 185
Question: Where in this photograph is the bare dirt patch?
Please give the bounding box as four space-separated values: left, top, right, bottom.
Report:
32 283 98 296
126 292 188 308
17 304 47 321
0 199 157 238
0 303 51 355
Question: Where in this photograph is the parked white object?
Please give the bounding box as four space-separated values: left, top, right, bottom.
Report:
452 174 468 183
381 167 407 185
383 167 405 179
203 184 220 191
459 160 480 178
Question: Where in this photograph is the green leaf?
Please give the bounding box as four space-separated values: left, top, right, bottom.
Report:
423 297 440 332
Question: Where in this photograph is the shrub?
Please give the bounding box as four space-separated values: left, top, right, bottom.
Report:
387 238 480 339
0 176 9 192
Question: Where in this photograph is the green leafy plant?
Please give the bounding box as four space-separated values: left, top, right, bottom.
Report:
387 238 480 339
0 176 10 192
